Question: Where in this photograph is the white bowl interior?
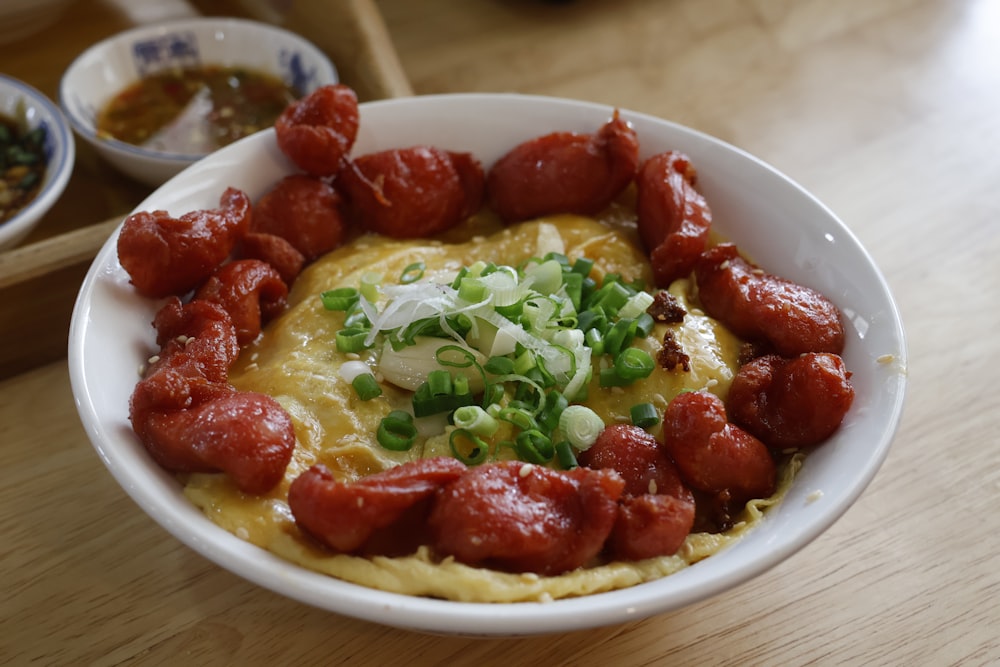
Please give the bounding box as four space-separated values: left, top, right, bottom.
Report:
58 17 337 186
68 94 907 635
0 74 75 249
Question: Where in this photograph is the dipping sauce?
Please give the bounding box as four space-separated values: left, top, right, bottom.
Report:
96 65 300 155
0 113 48 225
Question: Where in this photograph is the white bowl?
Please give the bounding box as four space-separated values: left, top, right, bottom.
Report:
58 17 337 187
0 74 75 250
68 94 907 636
0 0 76 46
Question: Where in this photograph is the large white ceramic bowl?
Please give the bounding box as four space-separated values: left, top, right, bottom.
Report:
68 94 907 636
58 17 337 187
0 74 75 250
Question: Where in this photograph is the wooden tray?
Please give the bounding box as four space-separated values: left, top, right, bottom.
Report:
0 0 411 380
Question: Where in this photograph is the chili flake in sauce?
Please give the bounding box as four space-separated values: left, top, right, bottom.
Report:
96 65 300 155
0 113 48 225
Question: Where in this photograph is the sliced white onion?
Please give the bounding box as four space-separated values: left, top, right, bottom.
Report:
378 337 487 392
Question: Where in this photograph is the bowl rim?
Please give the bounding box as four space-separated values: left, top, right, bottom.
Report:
0 73 75 247
57 16 338 163
67 92 908 635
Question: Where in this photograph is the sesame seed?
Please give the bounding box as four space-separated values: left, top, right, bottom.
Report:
877 354 895 364
147 355 160 364
236 527 250 540
356 497 365 508
519 463 534 478
719 260 730 270
806 489 824 504
648 479 658 495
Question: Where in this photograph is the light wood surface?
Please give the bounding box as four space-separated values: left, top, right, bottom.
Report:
2 0 998 664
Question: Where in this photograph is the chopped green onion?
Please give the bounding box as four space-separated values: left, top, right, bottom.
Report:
400 262 426 284
515 429 554 464
630 402 660 428
584 327 605 355
496 405 538 432
352 373 383 400
426 369 453 396
555 440 579 469
537 390 568 432
321 287 360 311
449 428 489 465
558 405 604 450
453 405 500 436
571 256 595 276
634 312 655 338
336 327 370 353
377 411 418 450
484 355 515 375
359 272 382 302
614 347 655 380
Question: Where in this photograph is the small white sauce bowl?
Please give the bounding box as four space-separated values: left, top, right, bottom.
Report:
0 74 75 250
58 17 337 188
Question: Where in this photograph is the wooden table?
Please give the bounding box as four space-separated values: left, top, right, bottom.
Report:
2 0 997 664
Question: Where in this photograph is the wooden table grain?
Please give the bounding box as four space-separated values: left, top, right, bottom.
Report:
2 0 998 664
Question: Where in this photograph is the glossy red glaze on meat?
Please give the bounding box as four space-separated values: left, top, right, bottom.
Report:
149 297 240 385
579 423 688 499
636 151 713 286
129 297 293 495
288 458 468 554
252 174 348 260
336 146 485 238
237 232 306 287
117 187 251 298
662 391 776 503
140 391 295 494
195 259 288 345
580 424 696 560
274 84 359 177
728 353 855 449
609 493 696 561
428 461 624 575
486 112 640 223
694 243 846 356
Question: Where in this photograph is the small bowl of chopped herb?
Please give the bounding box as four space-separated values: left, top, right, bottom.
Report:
58 18 337 188
0 74 75 250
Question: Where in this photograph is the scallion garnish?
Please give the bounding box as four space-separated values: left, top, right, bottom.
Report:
377 411 418 451
400 261 426 284
630 402 660 428
322 240 668 464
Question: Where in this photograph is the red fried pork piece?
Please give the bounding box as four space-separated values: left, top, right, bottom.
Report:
694 243 846 357
195 259 288 345
580 424 696 560
636 151 713 287
251 174 348 261
274 84 359 177
336 146 485 237
727 353 855 449
129 298 294 495
117 188 252 298
237 232 306 287
486 111 640 223
428 461 625 575
288 458 468 555
580 423 687 498
662 390 776 504
140 391 296 494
